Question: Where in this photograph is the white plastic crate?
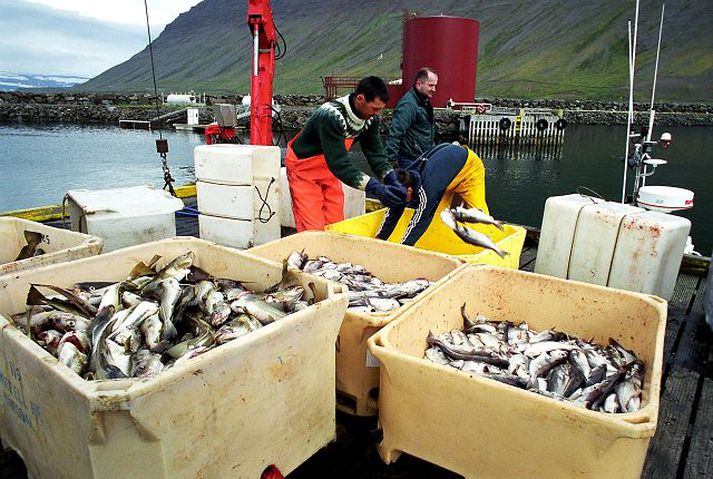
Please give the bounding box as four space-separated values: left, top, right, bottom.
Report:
0 238 348 478
65 185 184 253
535 194 690 299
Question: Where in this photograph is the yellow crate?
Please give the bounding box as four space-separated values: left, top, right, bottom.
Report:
368 265 666 478
0 238 348 478
326 207 526 269
247 231 463 416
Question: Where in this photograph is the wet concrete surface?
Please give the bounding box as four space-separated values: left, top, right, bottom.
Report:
1 413 460 478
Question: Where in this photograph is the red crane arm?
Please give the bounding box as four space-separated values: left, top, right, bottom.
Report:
247 0 277 145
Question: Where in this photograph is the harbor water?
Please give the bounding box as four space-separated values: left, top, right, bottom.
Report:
0 123 710 253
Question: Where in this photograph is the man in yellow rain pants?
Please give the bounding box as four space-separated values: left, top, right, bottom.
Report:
375 143 489 246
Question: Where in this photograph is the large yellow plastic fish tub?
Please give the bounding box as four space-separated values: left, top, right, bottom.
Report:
368 265 666 479
247 231 463 416
326 207 526 269
0 238 348 479
0 217 102 278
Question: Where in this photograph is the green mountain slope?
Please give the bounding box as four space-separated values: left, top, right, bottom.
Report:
80 0 713 101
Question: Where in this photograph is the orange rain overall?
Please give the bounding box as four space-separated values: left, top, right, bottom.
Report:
285 135 355 231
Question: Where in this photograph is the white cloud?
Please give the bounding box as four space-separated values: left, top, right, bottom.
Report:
0 81 36 88
0 0 203 77
21 0 203 27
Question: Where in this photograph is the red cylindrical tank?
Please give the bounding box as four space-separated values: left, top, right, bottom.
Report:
386 83 404 109
402 15 479 108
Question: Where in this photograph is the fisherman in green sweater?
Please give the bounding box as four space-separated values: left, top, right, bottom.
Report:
285 76 406 231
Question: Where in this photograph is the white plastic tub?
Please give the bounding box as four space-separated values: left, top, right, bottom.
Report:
195 144 281 246
369 264 667 478
195 181 254 219
65 185 184 253
535 193 690 300
0 238 348 478
194 144 280 186
0 217 102 278
198 213 279 249
247 231 462 416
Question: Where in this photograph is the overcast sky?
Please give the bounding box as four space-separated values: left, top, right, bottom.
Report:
0 0 203 77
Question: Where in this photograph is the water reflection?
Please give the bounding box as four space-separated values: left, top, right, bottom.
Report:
0 123 709 252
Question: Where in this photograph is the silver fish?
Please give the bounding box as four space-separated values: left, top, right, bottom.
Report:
140 313 164 352
36 329 64 355
286 251 308 271
602 393 620 413
131 349 164 379
615 373 643 412
214 314 262 344
230 294 287 325
425 346 450 366
108 301 159 342
427 332 509 368
265 285 305 311
165 316 214 359
146 277 181 328
575 372 623 409
210 301 233 328
450 206 505 231
103 338 132 378
508 354 530 379
57 341 87 375
569 349 591 380
440 210 509 258
202 291 225 316
527 350 568 389
291 300 311 312
524 341 579 357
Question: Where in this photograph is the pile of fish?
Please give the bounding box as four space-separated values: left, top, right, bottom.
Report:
286 251 431 313
15 230 46 261
11 251 311 380
424 304 645 413
440 206 509 258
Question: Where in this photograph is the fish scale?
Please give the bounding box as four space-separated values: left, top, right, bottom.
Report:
10 251 316 381
287 252 432 313
423 303 645 413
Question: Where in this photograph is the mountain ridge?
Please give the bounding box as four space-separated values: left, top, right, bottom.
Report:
0 72 89 91
80 0 713 101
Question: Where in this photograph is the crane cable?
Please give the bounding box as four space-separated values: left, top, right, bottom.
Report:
144 0 176 196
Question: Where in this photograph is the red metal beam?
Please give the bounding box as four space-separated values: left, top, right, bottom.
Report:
247 0 277 145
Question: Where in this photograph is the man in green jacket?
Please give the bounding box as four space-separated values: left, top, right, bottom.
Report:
385 67 438 169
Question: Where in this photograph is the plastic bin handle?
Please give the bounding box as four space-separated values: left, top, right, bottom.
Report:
327 283 347 297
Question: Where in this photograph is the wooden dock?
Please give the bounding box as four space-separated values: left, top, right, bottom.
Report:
464 107 567 146
172 123 208 133
119 107 200 131
1 202 711 478
118 119 152 129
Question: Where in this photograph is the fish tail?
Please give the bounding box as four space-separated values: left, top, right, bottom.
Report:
495 248 510 259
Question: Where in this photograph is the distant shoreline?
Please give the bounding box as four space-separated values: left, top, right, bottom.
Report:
0 92 711 129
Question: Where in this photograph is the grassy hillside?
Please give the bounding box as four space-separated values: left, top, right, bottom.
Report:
80 0 713 102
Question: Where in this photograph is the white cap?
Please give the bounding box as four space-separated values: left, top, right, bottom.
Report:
660 132 672 141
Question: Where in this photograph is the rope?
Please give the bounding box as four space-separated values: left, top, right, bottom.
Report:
268 104 287 146
274 23 287 60
255 178 276 223
576 186 606 203
144 0 176 196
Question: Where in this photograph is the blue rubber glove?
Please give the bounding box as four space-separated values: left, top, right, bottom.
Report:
365 178 406 209
383 169 402 187
383 169 408 198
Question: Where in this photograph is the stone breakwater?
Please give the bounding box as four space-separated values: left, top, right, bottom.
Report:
0 93 710 135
